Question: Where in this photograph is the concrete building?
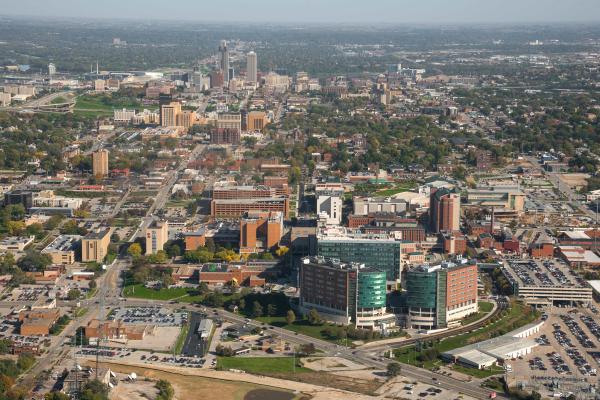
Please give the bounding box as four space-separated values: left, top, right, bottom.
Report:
0 92 10 107
0 236 35 252
145 220 168 255
114 108 137 123
161 101 182 127
81 229 111 263
211 197 289 219
501 259 593 306
92 149 109 178
465 188 525 212
405 260 478 330
299 256 396 332
429 188 460 233
42 235 80 264
315 184 344 226
247 111 267 132
353 197 406 216
239 211 283 254
247 51 258 83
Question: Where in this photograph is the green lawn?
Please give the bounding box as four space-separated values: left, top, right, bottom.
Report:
478 301 494 313
460 301 494 326
451 364 505 378
374 183 417 197
174 314 190 354
75 94 141 112
217 356 310 374
255 316 338 343
123 284 204 303
123 284 189 300
395 301 539 374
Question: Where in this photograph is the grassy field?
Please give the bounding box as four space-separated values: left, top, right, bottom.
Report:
174 314 190 354
452 364 505 378
373 183 417 196
75 94 141 115
395 300 539 376
95 362 298 400
123 284 189 300
123 284 204 303
217 356 310 374
255 316 337 343
460 301 494 326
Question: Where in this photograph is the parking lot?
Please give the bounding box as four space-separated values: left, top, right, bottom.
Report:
110 306 187 327
510 309 600 398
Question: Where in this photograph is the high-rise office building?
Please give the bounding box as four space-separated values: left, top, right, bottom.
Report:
92 149 109 178
219 40 230 83
145 220 169 255
405 260 478 330
82 229 111 263
160 102 182 127
48 63 56 76
316 226 403 286
247 51 257 83
429 188 460 233
299 256 396 332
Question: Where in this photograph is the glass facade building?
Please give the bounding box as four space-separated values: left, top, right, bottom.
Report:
317 239 402 282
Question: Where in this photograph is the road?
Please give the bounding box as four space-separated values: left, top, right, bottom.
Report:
525 155 598 222
128 143 207 242
18 255 126 389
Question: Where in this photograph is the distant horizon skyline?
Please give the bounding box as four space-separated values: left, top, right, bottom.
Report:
1 0 600 24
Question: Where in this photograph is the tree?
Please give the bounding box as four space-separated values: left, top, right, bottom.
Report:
266 304 277 317
45 392 70 400
529 391 542 400
17 251 51 272
298 343 316 356
128 243 142 258
155 379 174 400
251 301 263 318
67 289 81 300
307 308 323 326
80 379 109 400
88 279 97 290
387 362 402 377
215 344 234 357
275 246 289 257
285 310 296 325
238 298 246 311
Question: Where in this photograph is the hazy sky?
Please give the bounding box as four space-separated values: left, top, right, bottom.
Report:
1 0 600 24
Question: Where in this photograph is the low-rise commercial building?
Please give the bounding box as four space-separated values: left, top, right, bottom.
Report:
42 235 80 264
211 197 289 219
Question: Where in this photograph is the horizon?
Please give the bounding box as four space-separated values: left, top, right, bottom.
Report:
1 0 600 24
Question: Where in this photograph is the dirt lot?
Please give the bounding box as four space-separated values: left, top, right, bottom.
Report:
559 173 590 190
302 356 365 372
96 362 299 400
110 379 157 400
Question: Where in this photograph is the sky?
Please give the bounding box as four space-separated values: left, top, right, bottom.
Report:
1 0 600 24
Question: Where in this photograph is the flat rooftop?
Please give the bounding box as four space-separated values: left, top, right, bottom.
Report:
503 259 586 288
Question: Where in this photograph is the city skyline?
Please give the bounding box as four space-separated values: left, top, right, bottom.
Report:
2 0 600 24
